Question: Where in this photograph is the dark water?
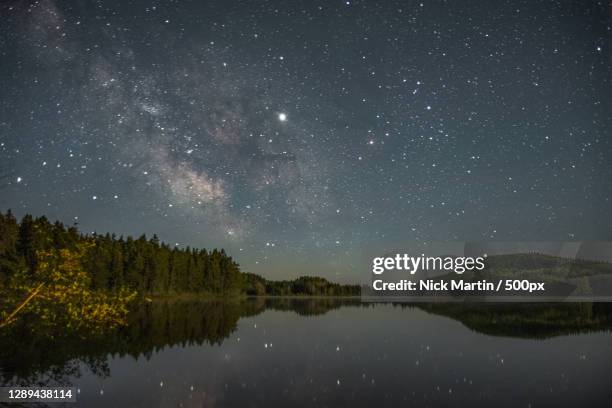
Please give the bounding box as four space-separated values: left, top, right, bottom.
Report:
2 299 612 407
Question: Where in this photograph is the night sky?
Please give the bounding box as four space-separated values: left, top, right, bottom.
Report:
1 0 611 281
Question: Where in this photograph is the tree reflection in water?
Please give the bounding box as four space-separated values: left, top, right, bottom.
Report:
1 298 611 385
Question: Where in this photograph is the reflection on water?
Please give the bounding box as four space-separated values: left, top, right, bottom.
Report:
1 299 612 407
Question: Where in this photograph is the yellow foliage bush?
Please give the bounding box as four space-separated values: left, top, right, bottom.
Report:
6 243 137 331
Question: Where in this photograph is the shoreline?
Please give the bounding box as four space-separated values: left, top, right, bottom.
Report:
144 293 362 302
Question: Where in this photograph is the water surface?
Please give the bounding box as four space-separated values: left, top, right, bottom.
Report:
2 299 611 407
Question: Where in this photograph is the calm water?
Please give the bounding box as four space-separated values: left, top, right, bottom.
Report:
2 299 612 407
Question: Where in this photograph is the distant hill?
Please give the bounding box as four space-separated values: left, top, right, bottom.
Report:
242 272 359 297
483 252 612 278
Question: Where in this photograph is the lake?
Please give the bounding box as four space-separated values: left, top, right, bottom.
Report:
1 299 611 407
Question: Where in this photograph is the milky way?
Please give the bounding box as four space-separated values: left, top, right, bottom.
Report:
1 0 611 281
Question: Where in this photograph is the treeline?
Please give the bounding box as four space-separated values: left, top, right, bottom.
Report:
0 211 241 295
243 273 360 297
0 211 359 297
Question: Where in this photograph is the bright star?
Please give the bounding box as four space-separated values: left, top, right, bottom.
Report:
278 112 287 122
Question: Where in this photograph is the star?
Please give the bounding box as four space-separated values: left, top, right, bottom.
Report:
1 0 610 282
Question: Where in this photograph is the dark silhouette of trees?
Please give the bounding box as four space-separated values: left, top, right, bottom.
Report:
0 211 359 297
241 272 360 296
0 211 242 296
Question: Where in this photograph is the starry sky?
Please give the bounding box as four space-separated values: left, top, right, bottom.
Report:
1 0 611 281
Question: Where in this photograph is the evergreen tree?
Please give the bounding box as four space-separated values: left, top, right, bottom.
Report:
0 211 359 297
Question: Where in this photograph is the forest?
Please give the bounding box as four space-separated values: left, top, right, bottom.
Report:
0 211 359 298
